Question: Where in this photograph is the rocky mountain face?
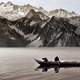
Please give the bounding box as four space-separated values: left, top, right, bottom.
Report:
0 16 27 47
0 2 80 47
68 16 80 36
41 16 80 47
0 10 80 47
0 9 49 47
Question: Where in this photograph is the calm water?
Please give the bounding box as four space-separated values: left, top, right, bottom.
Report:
0 48 80 80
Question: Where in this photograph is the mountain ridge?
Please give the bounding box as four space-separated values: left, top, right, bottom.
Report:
0 2 79 20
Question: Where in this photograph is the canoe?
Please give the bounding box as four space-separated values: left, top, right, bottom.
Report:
35 59 80 67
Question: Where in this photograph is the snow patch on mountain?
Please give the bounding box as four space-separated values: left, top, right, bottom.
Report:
9 25 26 37
27 37 43 47
30 21 38 26
10 36 16 40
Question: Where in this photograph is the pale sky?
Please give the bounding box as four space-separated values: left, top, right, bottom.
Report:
0 0 80 13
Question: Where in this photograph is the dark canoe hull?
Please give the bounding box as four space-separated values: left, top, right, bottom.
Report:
35 59 80 67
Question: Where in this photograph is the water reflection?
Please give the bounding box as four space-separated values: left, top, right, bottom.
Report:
35 65 80 73
35 66 60 73
54 66 60 73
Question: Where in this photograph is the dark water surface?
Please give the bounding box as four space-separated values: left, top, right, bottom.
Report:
0 48 80 80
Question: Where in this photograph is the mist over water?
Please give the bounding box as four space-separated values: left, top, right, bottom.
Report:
0 48 80 80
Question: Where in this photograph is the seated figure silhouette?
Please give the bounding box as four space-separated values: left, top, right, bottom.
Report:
42 57 48 62
54 56 59 61
54 56 60 65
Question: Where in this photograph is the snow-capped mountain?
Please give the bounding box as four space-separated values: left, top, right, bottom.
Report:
0 2 78 20
48 9 78 18
0 2 30 20
0 1 24 20
0 2 48 21
0 2 80 47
